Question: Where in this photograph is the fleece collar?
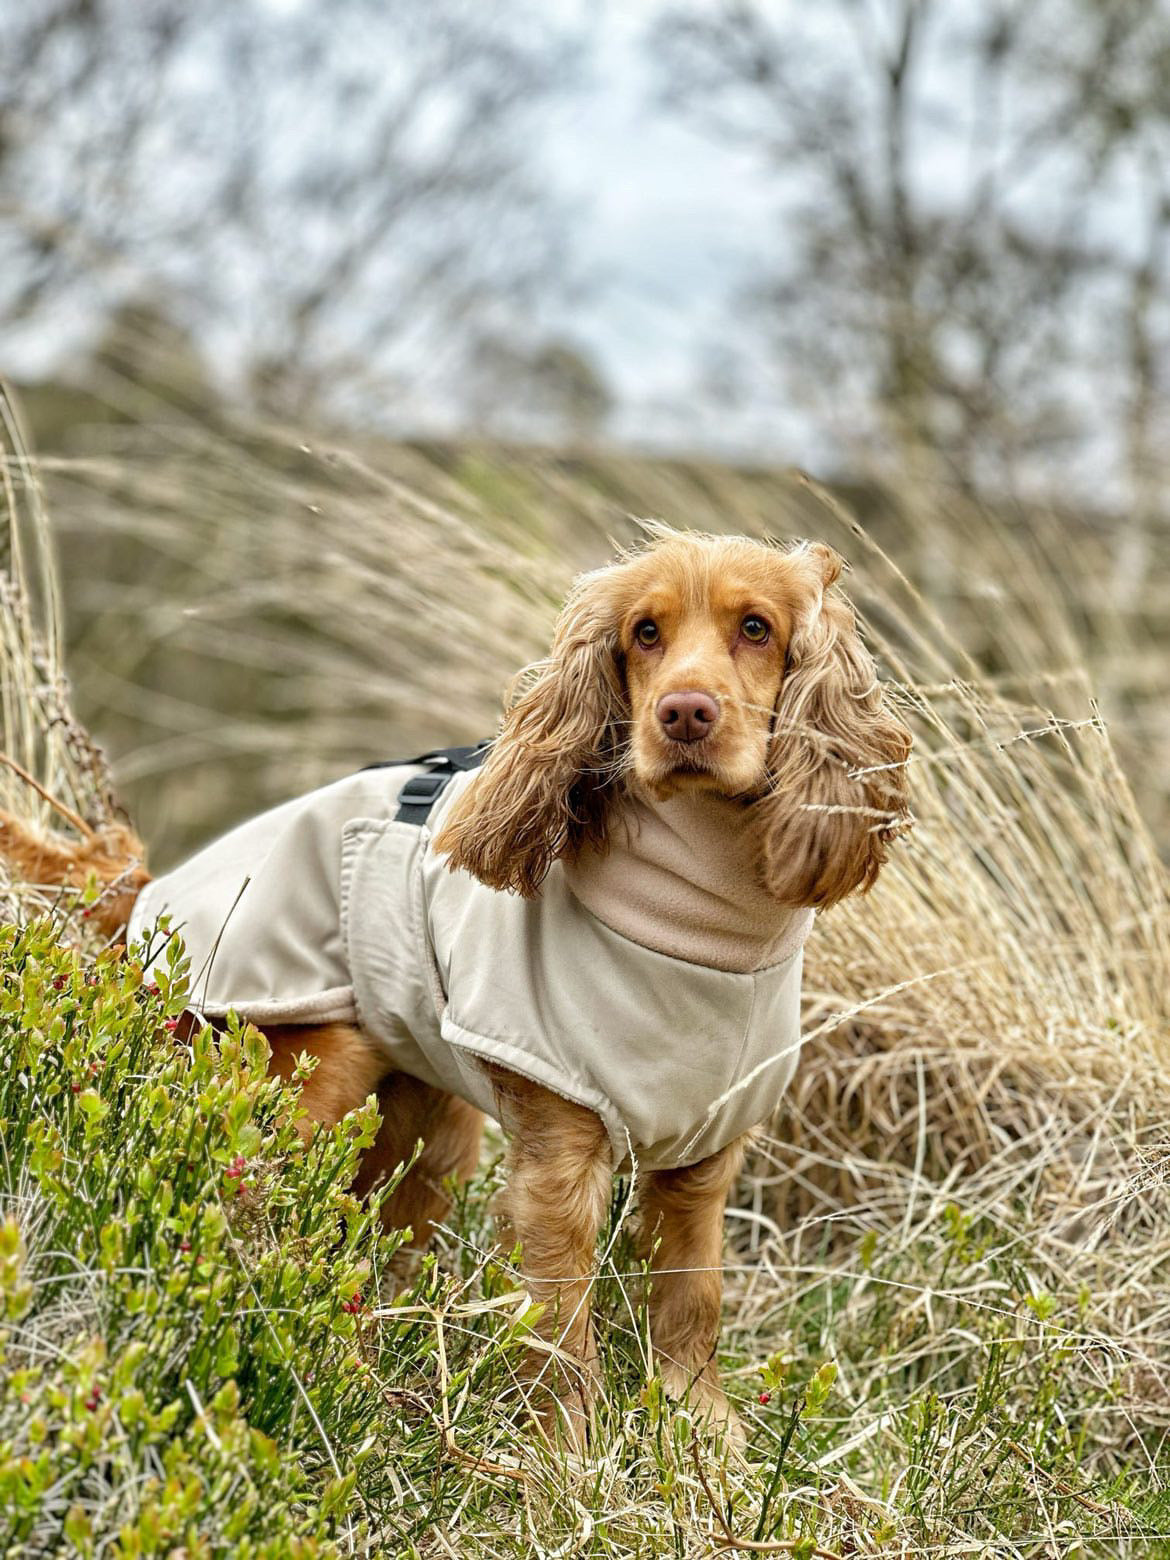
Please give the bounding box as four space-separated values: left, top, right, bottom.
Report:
562 783 813 973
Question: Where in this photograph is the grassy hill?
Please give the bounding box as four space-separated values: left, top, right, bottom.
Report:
15 375 1170 861
1 385 1168 1554
3 919 1167 1556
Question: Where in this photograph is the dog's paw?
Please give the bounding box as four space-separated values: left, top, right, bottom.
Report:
532 1385 594 1455
523 1345 600 1456
659 1360 746 1449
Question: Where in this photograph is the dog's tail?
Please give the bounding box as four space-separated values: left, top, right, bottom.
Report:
0 813 150 941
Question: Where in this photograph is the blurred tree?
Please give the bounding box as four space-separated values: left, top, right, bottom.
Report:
15 296 216 446
0 0 580 428
90 299 213 403
466 332 613 443
653 0 1170 505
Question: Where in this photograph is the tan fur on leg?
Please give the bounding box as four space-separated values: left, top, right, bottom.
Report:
638 1136 747 1443
352 1073 483 1245
487 1063 612 1448
265 1022 391 1136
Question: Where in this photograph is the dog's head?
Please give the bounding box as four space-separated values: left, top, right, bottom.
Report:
435 529 911 907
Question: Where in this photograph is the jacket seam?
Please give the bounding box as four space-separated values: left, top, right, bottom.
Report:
440 1014 627 1164
727 974 759 1089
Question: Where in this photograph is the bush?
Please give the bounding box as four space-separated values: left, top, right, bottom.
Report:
0 919 409 1554
1 918 1166 1557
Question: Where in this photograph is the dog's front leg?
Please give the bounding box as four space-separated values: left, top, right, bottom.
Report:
638 1136 747 1444
486 1064 612 1449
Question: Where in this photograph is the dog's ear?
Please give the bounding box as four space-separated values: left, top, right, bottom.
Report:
749 543 912 908
434 566 627 896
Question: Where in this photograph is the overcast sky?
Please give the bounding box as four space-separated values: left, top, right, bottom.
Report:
537 5 789 451
532 0 1160 474
5 0 798 452
6 0 1161 484
532 1 853 460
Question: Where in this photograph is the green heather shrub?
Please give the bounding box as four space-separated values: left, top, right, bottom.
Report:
0 915 1164 1557
0 918 403 1555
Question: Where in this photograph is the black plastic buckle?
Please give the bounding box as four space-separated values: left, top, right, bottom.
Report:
400 772 450 804
393 771 448 825
361 742 489 824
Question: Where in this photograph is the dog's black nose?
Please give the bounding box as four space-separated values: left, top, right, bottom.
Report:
656 690 718 743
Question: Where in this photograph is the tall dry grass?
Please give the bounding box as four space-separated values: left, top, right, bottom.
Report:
4 378 1170 1549
0 388 116 830
28 384 1170 1199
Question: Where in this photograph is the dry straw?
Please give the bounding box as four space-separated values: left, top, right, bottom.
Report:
6 382 1170 1543
0 385 126 928
27 388 1169 1238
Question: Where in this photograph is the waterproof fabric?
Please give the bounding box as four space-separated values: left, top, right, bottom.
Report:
129 766 813 1170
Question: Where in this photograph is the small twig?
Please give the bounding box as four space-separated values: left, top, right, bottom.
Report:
755 1392 805 1540
690 1436 843 1558
0 748 94 837
1004 1438 1112 1516
432 1304 528 1483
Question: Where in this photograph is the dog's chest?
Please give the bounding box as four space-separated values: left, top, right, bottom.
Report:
347 780 811 1169
131 767 812 1170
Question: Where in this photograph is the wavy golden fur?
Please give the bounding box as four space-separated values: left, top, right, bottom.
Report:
435 566 628 896
436 529 911 908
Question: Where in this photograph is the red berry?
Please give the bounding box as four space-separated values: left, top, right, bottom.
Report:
226 1155 246 1179
758 1392 771 1405
178 1240 192 1253
164 1019 178 1033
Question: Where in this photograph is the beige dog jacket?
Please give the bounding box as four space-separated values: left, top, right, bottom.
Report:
129 765 813 1170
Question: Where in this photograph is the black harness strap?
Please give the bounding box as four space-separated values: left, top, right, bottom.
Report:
362 743 491 826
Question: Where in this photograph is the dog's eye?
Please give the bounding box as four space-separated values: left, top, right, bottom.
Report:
741 615 770 644
634 619 660 648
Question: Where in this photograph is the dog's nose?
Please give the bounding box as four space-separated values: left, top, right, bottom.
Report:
656 690 718 743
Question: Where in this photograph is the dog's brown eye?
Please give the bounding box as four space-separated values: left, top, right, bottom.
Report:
635 619 660 648
741 615 770 644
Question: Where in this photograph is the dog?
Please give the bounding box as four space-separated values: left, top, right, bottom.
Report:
1 529 911 1445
